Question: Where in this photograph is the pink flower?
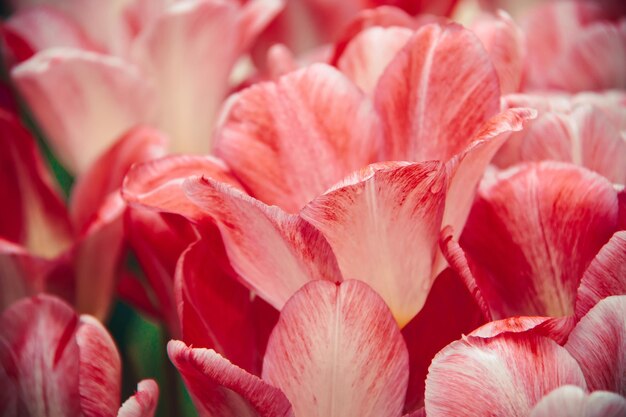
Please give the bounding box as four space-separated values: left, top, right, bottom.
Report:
0 294 158 417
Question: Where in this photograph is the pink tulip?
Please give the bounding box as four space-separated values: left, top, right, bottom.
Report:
0 110 165 319
0 294 158 417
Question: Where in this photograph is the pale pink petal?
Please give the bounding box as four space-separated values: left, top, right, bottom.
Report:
301 161 446 326
132 0 278 155
443 107 535 242
402 269 485 412
122 155 242 224
0 295 81 416
239 0 285 51
73 193 126 320
337 26 412 95
375 23 500 162
12 48 154 174
575 231 626 319
5 6 101 57
547 21 626 92
76 315 122 417
460 162 619 318
425 333 587 417
117 380 159 417
183 176 341 310
176 239 278 374
471 11 524 94
168 340 293 417
517 104 626 184
266 43 297 79
215 64 382 213
263 280 409 417
469 316 550 338
70 126 167 231
565 295 626 395
530 386 626 417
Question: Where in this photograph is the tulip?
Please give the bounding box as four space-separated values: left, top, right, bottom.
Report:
0 294 158 417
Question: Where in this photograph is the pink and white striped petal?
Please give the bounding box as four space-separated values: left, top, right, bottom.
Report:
117 380 159 417
168 341 293 417
565 295 626 395
122 155 242 224
262 280 409 417
184 176 342 310
301 161 446 326
337 26 412 95
425 333 587 417
215 64 382 213
12 48 154 174
375 23 500 162
471 11 524 94
575 231 626 319
460 162 618 318
530 386 626 417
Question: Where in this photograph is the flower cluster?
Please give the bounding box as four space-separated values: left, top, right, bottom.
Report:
0 0 624 416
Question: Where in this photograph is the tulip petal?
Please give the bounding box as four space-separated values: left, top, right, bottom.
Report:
575 231 626 319
301 161 446 326
0 111 72 258
337 26 412 95
375 23 500 162
5 6 100 59
117 380 159 417
70 126 167 231
123 155 242 224
176 239 278 374
460 162 618 318
215 64 382 213
530 386 626 417
12 48 154 174
184 176 342 310
0 295 81 416
76 315 122 417
168 340 293 417
262 280 409 417
565 295 626 395
425 333 587 417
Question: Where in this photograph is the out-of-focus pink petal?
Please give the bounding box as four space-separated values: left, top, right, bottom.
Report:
0 111 72 258
132 0 278 155
460 162 618 318
239 0 285 51
265 43 298 79
301 162 445 326
0 295 81 416
546 21 626 92
370 0 460 16
168 340 293 417
425 333 587 417
5 6 101 59
443 107 535 242
183 176 341 310
117 380 159 417
76 315 122 417
375 23 500 162
520 105 626 184
73 193 125 320
530 386 626 417
565 295 626 395
70 126 167 231
575 231 626 319
123 155 242 224
471 11 524 94
215 64 382 213
402 269 485 413
263 280 409 417
337 26 412 95
12 48 154 174
176 239 278 375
